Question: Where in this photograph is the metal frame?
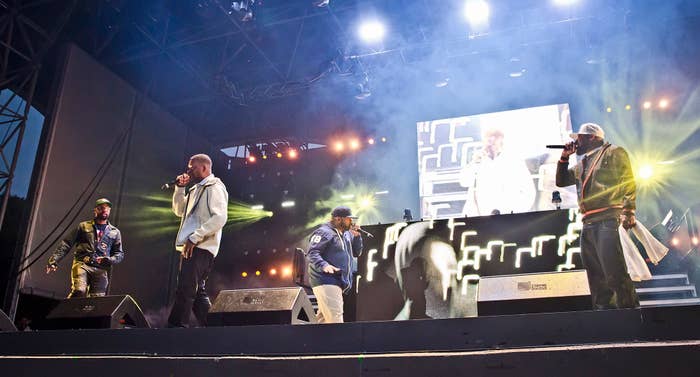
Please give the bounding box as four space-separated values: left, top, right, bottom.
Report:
0 0 77 231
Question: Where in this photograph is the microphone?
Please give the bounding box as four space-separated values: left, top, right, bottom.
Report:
547 141 578 149
161 178 178 190
355 227 374 238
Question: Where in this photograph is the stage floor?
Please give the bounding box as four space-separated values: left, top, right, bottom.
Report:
1 304 699 376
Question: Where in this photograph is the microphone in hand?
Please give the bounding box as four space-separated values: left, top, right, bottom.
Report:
160 178 178 190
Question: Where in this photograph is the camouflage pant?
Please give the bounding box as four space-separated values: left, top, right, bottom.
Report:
68 261 109 298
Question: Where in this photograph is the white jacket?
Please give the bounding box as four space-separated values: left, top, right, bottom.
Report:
173 174 228 257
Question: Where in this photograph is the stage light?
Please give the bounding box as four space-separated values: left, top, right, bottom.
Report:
358 20 386 43
606 107 612 113
333 141 344 152
692 237 699 246
658 98 670 109
276 151 283 158
241 272 248 277
282 266 292 277
367 138 375 145
281 200 295 208
625 104 631 111
638 164 654 180
262 154 268 160
643 101 652 109
270 268 277 276
250 204 264 210
247 155 256 163
671 237 680 247
380 137 387 143
288 148 298 159
255 270 261 276
349 139 360 150
464 0 490 26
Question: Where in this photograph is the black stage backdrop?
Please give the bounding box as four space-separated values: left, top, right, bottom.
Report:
19 44 214 318
356 209 584 321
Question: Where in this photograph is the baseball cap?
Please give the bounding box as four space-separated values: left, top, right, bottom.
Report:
570 123 605 139
331 206 357 219
95 198 112 208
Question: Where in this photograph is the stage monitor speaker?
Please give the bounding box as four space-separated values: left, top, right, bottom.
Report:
477 270 591 316
208 287 317 326
0 309 17 332
45 295 150 329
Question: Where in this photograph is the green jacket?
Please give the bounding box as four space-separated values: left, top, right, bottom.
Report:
555 142 636 223
48 220 124 269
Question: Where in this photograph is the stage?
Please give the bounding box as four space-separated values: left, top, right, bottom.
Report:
1 304 699 376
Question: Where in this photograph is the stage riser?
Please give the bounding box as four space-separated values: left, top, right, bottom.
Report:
0 305 699 357
1 345 698 377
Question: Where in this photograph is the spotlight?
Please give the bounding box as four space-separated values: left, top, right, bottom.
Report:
606 107 612 113
281 200 295 208
380 137 387 143
333 141 345 152
276 151 283 158
658 98 670 109
241 272 248 277
251 204 264 210
282 266 292 277
349 139 360 150
671 237 680 247
358 20 386 43
255 270 261 276
552 0 578 5
230 1 255 22
643 101 652 109
247 155 256 163
270 268 278 276
625 104 631 111
464 0 490 27
638 164 654 180
367 138 375 145
288 148 298 159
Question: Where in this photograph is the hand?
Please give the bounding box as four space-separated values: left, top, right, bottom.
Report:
176 173 190 187
322 264 340 274
621 212 637 230
349 224 362 237
561 141 577 159
182 239 196 259
95 256 108 265
46 264 58 274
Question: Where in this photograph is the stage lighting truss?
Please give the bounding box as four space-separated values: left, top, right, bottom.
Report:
221 137 325 164
659 208 699 255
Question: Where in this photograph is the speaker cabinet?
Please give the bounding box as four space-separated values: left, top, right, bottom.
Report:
45 295 150 329
477 270 591 316
207 287 317 326
0 310 17 332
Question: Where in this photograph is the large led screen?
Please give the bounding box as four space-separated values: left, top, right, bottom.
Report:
417 104 578 219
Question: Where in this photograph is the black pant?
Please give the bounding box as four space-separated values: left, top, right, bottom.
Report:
167 248 215 327
580 218 639 310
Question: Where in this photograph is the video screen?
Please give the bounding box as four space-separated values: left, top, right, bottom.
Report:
417 104 578 219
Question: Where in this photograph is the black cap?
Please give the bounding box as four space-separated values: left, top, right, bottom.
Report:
331 206 357 219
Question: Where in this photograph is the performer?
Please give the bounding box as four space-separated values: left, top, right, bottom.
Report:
306 206 363 323
556 123 639 309
461 125 535 216
46 198 124 297
167 154 229 327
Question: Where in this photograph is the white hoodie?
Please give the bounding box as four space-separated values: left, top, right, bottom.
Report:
173 174 228 257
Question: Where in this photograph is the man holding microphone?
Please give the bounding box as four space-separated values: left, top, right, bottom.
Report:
306 206 364 323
